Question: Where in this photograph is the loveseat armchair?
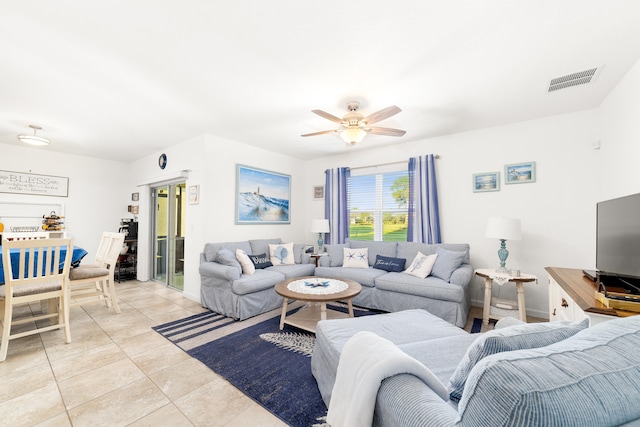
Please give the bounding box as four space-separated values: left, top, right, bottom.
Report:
199 238 314 320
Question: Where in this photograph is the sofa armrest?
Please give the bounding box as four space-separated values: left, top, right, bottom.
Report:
374 374 458 427
199 260 241 281
449 263 473 286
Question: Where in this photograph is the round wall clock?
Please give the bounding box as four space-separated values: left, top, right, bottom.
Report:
158 153 167 170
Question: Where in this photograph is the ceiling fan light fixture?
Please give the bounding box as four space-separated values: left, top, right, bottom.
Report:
18 125 50 146
340 127 367 145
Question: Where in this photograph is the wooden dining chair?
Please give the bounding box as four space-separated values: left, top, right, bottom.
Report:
1 237 74 362
69 232 125 313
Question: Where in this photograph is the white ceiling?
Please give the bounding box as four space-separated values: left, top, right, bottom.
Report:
1 1 640 162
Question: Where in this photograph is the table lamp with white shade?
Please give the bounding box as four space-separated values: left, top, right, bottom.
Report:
485 217 521 273
311 219 330 253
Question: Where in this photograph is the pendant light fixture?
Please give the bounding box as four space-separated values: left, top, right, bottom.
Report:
18 125 50 146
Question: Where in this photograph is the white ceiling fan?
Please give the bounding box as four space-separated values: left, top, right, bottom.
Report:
301 101 406 145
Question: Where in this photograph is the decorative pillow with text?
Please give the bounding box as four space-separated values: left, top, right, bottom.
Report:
249 253 273 269
373 255 407 272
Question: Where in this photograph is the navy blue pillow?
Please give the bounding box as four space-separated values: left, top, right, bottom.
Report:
249 253 273 269
373 255 406 272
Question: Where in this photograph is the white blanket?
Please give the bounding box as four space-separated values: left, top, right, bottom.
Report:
326 331 449 427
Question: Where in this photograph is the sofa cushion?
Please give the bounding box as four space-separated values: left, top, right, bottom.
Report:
373 255 407 272
375 273 466 302
204 241 252 263
267 263 315 279
346 239 398 266
249 238 282 257
448 318 590 402
314 266 387 288
457 315 640 426
293 243 307 264
215 248 242 275
324 244 347 267
249 253 273 269
397 242 471 266
404 252 438 278
231 269 285 295
269 242 295 265
430 247 467 281
235 249 255 275
343 247 369 268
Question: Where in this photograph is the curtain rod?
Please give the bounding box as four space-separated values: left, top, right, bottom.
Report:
348 155 440 171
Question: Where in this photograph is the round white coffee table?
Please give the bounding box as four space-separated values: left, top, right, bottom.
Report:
274 276 362 333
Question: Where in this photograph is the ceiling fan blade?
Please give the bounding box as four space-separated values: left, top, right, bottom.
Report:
363 105 401 125
312 110 344 124
301 129 339 137
366 127 406 137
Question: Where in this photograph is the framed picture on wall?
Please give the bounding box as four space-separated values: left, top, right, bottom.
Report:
505 161 536 184
472 171 500 192
236 164 291 224
313 185 324 200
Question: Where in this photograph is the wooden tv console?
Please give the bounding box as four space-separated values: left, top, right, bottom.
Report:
545 267 638 327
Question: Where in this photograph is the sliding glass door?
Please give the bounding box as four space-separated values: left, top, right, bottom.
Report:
152 182 186 290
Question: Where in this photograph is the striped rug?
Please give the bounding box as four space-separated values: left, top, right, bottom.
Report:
152 302 378 426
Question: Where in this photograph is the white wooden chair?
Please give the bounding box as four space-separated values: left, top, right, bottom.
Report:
69 232 125 313
1 238 74 362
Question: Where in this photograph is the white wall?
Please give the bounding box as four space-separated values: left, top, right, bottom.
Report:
129 133 308 302
599 59 640 198
0 143 131 258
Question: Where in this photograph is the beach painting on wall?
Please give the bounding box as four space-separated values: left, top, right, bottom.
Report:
236 164 291 224
505 161 536 184
473 171 500 193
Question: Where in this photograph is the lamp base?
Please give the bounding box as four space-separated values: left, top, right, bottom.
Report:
495 266 510 274
317 234 324 253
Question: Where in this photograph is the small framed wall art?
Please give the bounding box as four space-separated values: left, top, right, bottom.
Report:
313 185 324 200
189 185 199 205
505 161 536 184
473 171 500 193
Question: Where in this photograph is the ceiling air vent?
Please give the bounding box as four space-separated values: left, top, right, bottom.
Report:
548 67 600 93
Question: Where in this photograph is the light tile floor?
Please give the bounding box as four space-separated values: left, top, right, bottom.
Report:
1 280 544 427
0 280 287 427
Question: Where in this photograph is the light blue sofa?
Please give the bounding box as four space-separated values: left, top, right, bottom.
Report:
315 239 473 327
312 309 640 426
199 238 314 320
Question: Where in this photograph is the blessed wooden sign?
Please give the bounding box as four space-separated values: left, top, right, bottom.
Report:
0 170 69 197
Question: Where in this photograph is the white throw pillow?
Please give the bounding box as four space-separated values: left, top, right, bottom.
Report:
404 252 438 278
236 249 255 275
342 247 369 268
269 242 295 265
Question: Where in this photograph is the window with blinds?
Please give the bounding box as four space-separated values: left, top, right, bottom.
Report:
347 170 409 241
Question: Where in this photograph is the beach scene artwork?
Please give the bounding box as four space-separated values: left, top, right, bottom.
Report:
236 165 290 223
505 162 536 184
473 172 500 192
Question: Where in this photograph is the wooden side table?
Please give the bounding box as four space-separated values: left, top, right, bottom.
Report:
475 269 537 325
309 253 326 267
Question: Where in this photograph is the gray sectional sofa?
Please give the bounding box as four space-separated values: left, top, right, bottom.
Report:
199 238 473 326
312 309 640 426
316 239 473 327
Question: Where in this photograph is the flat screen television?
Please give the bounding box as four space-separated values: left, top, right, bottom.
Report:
596 192 640 294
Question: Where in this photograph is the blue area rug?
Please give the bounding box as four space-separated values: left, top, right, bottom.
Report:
153 303 379 426
470 317 483 334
